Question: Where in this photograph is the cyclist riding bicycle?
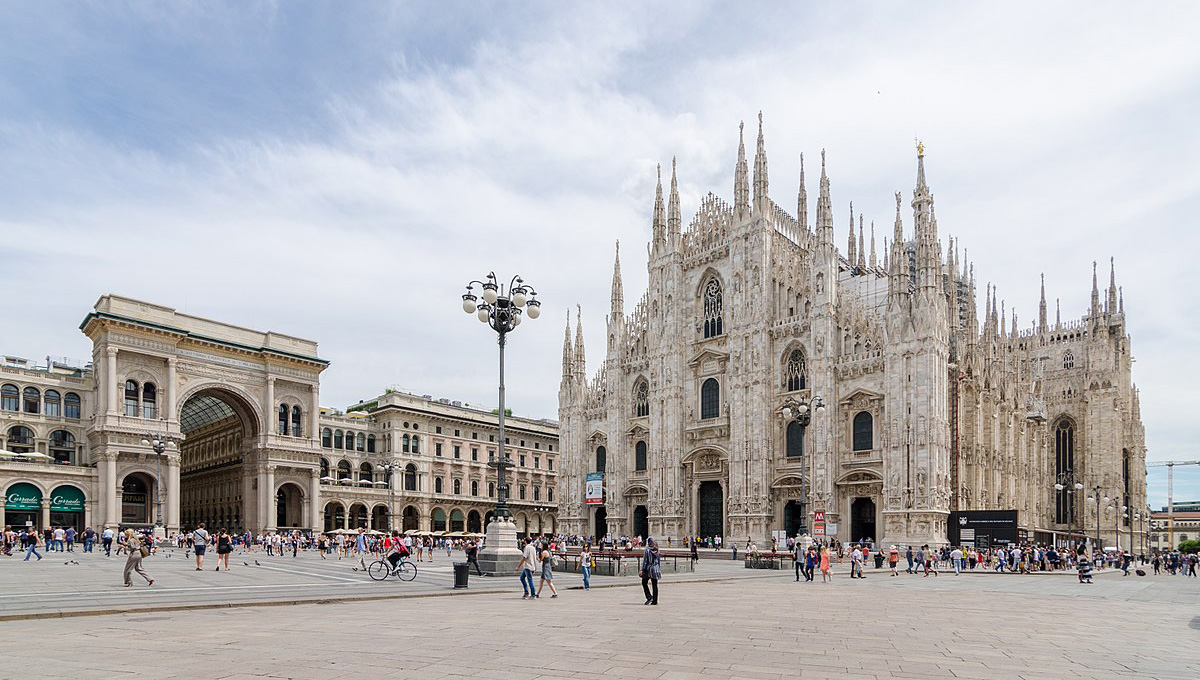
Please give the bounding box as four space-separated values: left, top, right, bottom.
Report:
386 531 410 573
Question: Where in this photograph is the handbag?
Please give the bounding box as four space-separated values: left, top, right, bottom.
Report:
140 546 150 558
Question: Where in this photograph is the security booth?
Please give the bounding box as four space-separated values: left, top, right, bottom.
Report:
949 510 1019 549
49 484 86 532
5 482 42 531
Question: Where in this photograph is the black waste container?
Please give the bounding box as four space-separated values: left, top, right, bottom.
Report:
453 561 470 589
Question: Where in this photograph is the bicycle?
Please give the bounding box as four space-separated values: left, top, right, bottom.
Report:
367 555 418 582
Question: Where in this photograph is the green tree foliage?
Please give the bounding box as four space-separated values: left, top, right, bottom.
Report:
1177 539 1200 554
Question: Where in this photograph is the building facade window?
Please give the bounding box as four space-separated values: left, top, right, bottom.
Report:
356 432 365 452
124 380 139 417
435 477 444 494
291 405 302 437
319 458 330 478
488 482 495 497
1055 418 1075 524
595 446 606 473
702 277 724 338
411 436 420 453
471 480 479 496
6 426 34 453
367 435 376 453
334 430 344 449
142 383 156 419
404 464 417 491
278 404 289 435
547 487 554 502
0 384 17 411
784 349 806 391
700 378 720 419
1063 350 1075 369
852 412 873 451
634 380 649 417
322 428 332 448
44 390 61 417
64 392 81 419
453 479 461 495
635 441 647 471
23 386 40 414
786 420 805 458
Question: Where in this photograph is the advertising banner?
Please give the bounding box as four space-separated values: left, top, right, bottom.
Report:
50 485 85 512
5 482 42 511
585 472 604 505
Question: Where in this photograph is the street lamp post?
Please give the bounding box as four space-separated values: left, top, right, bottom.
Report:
1086 485 1106 555
1053 470 1085 549
777 395 826 540
140 435 176 537
462 272 540 575
376 460 403 532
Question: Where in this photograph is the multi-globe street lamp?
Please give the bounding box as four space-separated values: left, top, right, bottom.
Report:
777 395 826 538
376 460 404 532
462 272 540 574
1053 470 1085 549
1086 485 1107 554
140 435 176 534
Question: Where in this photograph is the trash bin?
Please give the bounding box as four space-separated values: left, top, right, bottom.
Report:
453 561 469 589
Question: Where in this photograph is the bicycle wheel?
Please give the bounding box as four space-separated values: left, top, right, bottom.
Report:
397 560 417 581
366 560 390 581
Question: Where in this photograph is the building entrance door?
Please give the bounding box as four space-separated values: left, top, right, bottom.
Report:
633 505 649 540
698 481 723 539
594 506 608 540
851 497 876 545
784 500 806 538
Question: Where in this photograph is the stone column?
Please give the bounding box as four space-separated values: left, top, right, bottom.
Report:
309 469 321 532
103 454 119 526
166 458 181 531
310 384 320 440
40 498 51 531
266 378 276 436
263 464 276 532
106 347 119 414
166 358 177 422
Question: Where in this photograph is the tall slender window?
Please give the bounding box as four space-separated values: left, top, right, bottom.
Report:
142 383 156 420
700 378 720 419
321 428 332 448
411 436 420 454
1063 350 1075 369
278 404 289 435
334 429 344 449
64 392 81 419
367 435 376 454
595 446 606 473
1 384 18 411
702 277 724 338
356 432 365 452
23 386 40 414
635 441 647 471
852 412 873 451
291 405 302 437
1055 419 1075 524
44 390 61 417
786 420 805 458
404 464 417 491
403 434 410 453
7 425 34 453
784 349 806 391
320 458 330 477
634 381 649 417
124 380 139 417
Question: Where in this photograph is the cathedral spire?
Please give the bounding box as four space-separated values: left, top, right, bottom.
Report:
652 163 666 248
1056 298 1062 329
847 202 857 266
815 149 833 246
574 304 586 378
869 221 877 269
734 121 750 217
857 214 866 269
796 153 808 231
561 308 574 380
1119 286 1124 315
888 191 908 302
753 111 768 214
668 157 681 244
1039 273 1047 331
1000 299 1007 338
1090 260 1100 321
1107 257 1118 314
610 240 624 322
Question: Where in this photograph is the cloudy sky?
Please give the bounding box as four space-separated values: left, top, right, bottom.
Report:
1 1 1197 506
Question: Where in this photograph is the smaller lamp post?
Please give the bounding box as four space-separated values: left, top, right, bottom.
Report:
1053 471 1085 549
140 435 176 536
376 460 404 532
776 395 826 538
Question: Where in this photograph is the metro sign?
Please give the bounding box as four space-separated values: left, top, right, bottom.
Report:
813 510 826 522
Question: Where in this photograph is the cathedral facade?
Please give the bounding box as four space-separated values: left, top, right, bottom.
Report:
557 116 1147 550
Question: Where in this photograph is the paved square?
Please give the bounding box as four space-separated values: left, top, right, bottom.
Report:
1 549 1196 680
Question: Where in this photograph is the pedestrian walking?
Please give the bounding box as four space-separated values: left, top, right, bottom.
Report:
122 529 154 587
518 537 538 599
888 546 899 576
640 537 661 605
464 539 483 576
580 543 593 590
23 530 43 561
793 538 804 582
536 540 559 598
215 528 232 571
352 527 369 572
819 545 831 582
192 523 209 571
102 526 114 556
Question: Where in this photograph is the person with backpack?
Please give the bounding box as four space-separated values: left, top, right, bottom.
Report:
640 537 661 605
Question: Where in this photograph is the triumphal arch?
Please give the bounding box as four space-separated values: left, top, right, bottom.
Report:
82 295 328 534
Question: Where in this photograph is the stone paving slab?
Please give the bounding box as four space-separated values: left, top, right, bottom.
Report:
0 559 1195 680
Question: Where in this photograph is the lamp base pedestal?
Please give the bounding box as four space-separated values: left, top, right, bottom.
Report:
477 518 523 576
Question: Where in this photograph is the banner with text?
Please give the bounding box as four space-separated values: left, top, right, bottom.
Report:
585 473 604 505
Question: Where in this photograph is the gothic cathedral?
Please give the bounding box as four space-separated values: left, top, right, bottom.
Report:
557 115 1147 549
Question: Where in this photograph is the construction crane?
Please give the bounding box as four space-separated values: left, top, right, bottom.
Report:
1148 460 1200 547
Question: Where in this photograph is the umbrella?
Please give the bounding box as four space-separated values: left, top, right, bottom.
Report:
366 529 385 536
319 476 336 482
0 449 52 460
356 479 373 485
338 477 353 484
372 480 389 486
445 532 466 538
403 529 420 536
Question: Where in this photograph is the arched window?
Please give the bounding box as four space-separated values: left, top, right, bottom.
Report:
367 435 376 453
23 386 40 414
404 464 417 492
321 428 332 448
356 432 365 452
142 383 156 420
0 384 17 411
1055 419 1075 524
432 508 446 532
852 412 873 451
124 380 139 417
533 486 541 501
702 277 724 338
453 479 461 495
786 420 805 458
633 380 649 418
471 480 479 496
334 430 344 449
64 392 81 419
435 477 444 494
519 485 527 500
291 405 302 437
278 404 289 435
359 463 373 483
548 487 554 502
784 349 806 391
7 426 34 454
402 434 410 453
635 441 648 471
337 460 352 481
319 458 330 478
44 390 61 417
595 446 606 473
488 482 495 497
1063 350 1075 369
49 430 75 464
411 436 420 454
700 378 720 419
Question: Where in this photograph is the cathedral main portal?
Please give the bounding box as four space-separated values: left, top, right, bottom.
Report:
698 481 723 539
